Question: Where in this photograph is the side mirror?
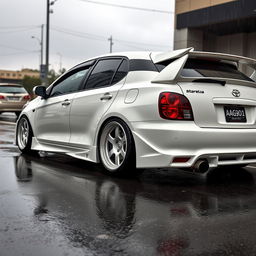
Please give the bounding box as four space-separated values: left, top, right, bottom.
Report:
33 86 47 99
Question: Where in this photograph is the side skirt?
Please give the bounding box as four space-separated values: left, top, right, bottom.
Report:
31 138 99 163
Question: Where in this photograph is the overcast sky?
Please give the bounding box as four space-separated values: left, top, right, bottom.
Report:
0 0 175 71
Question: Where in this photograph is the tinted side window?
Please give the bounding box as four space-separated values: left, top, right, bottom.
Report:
50 68 89 97
129 59 158 72
111 59 129 85
85 59 122 89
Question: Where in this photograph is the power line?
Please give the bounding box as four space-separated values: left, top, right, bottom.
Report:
116 41 146 51
115 38 170 48
0 27 39 34
0 43 36 52
0 50 39 57
0 25 40 29
52 27 106 41
52 26 170 49
80 0 173 14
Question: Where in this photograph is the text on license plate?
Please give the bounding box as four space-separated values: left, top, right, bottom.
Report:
8 97 19 101
224 106 247 123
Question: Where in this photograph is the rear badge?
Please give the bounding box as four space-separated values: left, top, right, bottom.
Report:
232 89 240 97
186 90 204 94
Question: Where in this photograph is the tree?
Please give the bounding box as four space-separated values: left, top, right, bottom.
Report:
22 75 41 95
22 68 66 95
48 68 66 84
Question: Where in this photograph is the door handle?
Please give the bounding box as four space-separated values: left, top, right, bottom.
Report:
100 93 113 101
61 99 71 106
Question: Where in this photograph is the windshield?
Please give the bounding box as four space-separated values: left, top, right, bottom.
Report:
0 86 27 94
180 59 253 82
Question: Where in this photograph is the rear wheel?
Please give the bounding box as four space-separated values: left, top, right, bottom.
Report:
17 116 34 154
99 118 137 175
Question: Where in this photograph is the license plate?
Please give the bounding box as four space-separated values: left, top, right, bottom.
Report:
7 96 19 101
224 106 247 123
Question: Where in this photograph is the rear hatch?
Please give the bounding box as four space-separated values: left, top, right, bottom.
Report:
179 81 256 128
178 58 256 128
0 85 27 102
151 50 256 128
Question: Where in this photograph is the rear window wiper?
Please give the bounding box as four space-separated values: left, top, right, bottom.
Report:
192 78 226 86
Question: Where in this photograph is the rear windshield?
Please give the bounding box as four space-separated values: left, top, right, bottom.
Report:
180 59 253 82
0 86 27 94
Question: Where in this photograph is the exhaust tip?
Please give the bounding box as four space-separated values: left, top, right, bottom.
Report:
192 160 209 173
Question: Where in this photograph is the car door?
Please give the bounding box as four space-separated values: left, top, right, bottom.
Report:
34 66 91 144
69 58 129 148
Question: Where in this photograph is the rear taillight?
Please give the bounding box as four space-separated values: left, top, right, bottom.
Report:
159 92 193 120
23 95 31 100
0 95 5 100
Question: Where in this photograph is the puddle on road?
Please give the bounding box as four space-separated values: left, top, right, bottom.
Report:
0 123 20 157
1 122 256 255
1 154 256 255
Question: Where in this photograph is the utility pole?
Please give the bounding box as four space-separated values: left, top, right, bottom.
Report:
108 35 114 53
46 0 50 86
45 0 57 86
40 24 44 67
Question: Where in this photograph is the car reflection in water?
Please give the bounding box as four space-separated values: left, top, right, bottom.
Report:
13 154 256 255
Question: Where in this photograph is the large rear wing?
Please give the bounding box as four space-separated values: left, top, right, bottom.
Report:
151 48 256 85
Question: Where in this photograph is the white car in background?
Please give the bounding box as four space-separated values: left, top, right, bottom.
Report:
0 83 30 117
15 48 256 175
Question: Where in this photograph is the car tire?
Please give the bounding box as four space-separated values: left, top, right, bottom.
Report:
16 116 35 154
99 118 137 176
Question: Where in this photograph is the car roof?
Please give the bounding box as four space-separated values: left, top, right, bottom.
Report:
0 83 22 87
73 48 256 72
74 51 153 68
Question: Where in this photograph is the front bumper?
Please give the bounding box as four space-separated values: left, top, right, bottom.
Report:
131 121 256 169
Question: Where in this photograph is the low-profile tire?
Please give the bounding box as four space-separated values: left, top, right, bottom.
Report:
15 112 21 117
16 116 34 154
99 118 137 175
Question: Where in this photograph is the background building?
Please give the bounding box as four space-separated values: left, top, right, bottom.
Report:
174 0 256 59
0 69 40 84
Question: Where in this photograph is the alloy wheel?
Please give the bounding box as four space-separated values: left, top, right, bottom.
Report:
17 117 30 150
100 121 127 171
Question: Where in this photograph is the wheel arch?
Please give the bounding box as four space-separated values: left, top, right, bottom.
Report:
15 114 34 145
95 115 136 163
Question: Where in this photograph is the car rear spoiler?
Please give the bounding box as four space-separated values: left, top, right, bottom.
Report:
151 48 256 84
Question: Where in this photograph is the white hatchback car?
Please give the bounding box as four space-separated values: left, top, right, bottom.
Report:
15 48 256 175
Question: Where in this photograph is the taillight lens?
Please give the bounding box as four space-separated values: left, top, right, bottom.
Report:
23 95 31 100
159 92 193 120
0 95 5 100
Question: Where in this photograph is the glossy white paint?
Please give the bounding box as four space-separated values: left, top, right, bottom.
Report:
34 93 76 143
16 49 256 170
69 79 126 148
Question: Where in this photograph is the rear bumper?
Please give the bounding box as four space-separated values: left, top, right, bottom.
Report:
131 121 256 169
0 101 26 112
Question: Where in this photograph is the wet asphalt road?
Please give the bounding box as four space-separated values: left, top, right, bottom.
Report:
1 114 256 255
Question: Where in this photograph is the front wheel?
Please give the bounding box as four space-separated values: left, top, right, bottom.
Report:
99 119 137 175
16 116 34 154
